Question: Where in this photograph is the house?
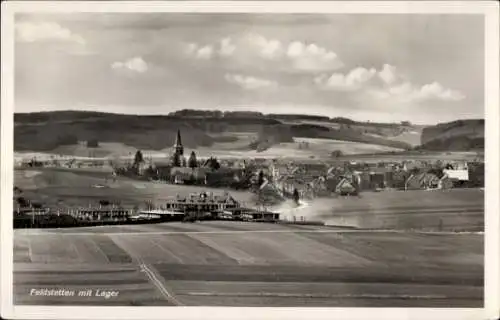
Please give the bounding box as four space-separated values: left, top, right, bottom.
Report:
368 167 397 189
154 163 172 181
205 168 246 187
325 174 343 192
276 175 311 199
443 169 469 181
326 166 341 177
301 163 328 177
467 162 484 187
257 181 286 205
403 161 422 172
171 167 208 185
270 162 290 181
369 172 385 189
357 171 372 191
392 170 411 190
335 178 357 195
309 176 330 197
405 173 440 190
438 174 454 189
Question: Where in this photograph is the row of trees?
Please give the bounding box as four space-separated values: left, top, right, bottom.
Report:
172 151 200 168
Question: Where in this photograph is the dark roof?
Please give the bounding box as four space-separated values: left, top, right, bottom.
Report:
174 129 182 147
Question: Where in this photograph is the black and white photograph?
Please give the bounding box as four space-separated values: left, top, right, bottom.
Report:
1 2 499 320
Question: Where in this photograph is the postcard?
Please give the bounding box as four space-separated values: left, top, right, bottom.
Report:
1 1 499 320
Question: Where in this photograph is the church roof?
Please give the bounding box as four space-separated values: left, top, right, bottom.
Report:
174 129 182 147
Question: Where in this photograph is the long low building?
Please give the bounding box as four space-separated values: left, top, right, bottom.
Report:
221 207 280 222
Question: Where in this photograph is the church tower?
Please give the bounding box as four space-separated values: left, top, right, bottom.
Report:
174 129 184 156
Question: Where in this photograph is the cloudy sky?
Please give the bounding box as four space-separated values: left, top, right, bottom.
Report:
15 13 484 124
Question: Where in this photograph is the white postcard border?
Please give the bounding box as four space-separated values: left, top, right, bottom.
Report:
1 2 499 320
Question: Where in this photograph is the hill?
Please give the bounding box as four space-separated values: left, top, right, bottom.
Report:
14 110 414 154
14 111 280 152
418 119 484 151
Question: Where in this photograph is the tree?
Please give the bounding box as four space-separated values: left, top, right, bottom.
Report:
172 153 182 167
188 151 198 169
331 150 343 158
257 170 265 187
99 199 111 206
409 167 421 175
87 139 99 148
427 168 444 179
144 200 154 211
17 197 28 207
134 150 144 167
206 157 221 171
292 188 300 205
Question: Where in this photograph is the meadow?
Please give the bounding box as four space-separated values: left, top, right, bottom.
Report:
14 168 257 209
14 221 483 307
14 124 413 162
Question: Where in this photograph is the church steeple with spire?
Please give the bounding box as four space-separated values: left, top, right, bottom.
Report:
174 129 184 156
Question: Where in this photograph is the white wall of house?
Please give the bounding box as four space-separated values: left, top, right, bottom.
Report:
443 169 469 181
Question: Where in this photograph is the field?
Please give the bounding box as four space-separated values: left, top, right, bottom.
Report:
15 130 409 161
14 168 257 209
289 189 484 232
280 120 424 146
14 221 483 307
196 136 405 160
13 166 484 307
337 151 483 162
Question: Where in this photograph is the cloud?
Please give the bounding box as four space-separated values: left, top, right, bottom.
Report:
316 64 465 103
219 38 236 57
245 34 284 60
16 21 85 45
111 57 148 73
418 82 466 101
378 64 400 85
185 38 236 60
314 67 377 91
196 45 214 60
224 73 278 90
185 42 215 60
285 41 342 71
245 34 343 71
369 79 465 103
185 34 342 72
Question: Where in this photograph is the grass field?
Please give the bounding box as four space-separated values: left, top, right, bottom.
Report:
337 151 483 162
286 189 484 231
13 221 483 307
196 137 404 160
14 168 257 209
15 129 409 161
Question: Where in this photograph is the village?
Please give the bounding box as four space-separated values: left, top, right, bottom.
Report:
16 129 485 199
12 128 485 230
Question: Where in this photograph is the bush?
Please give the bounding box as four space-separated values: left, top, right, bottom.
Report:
331 150 343 158
87 139 99 148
